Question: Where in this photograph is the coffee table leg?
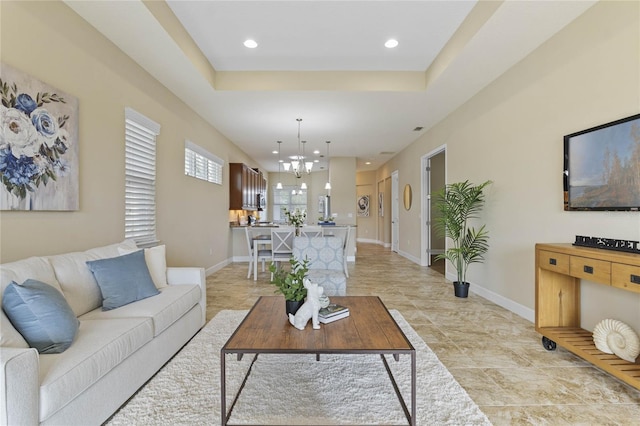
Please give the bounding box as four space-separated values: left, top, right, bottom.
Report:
221 351 227 426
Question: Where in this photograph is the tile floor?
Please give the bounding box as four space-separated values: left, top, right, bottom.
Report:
206 243 640 425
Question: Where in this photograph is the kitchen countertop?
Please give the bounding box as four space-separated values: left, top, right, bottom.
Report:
230 223 355 228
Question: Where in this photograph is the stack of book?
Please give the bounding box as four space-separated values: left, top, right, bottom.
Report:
318 303 349 324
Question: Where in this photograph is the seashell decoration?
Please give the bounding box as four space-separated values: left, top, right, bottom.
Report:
593 319 640 363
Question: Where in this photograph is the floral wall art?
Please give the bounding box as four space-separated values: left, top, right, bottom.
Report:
0 63 79 210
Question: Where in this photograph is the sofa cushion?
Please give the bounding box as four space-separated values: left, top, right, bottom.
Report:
2 279 79 354
86 250 159 311
0 256 61 298
0 257 51 346
38 317 153 421
80 284 201 336
48 239 139 317
118 244 168 289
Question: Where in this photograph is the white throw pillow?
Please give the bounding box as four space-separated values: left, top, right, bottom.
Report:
118 245 168 289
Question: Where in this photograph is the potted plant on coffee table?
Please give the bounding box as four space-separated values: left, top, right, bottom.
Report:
269 256 310 315
433 180 492 298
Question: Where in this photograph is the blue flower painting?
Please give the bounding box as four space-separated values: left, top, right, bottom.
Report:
0 63 78 210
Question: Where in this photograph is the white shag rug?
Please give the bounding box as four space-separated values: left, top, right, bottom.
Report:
106 310 491 425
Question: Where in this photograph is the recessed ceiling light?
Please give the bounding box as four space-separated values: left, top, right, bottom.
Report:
244 39 258 49
384 39 398 49
365 161 372 165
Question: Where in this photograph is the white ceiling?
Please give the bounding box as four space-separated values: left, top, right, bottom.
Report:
66 0 596 173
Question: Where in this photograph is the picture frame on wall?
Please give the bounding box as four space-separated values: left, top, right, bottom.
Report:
357 194 370 217
378 192 384 217
0 63 79 211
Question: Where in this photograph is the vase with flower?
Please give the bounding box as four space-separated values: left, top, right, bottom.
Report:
283 207 306 236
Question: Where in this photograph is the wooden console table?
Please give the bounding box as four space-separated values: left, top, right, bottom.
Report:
535 243 640 390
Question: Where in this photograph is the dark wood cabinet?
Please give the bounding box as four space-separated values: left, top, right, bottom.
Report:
229 163 266 211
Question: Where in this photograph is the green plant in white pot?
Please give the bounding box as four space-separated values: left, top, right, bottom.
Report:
433 180 492 298
269 257 310 315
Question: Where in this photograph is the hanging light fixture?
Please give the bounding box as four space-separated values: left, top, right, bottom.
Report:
276 141 283 190
283 118 313 177
324 140 332 190
300 139 308 190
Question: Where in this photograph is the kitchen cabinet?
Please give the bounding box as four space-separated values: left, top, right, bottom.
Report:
229 163 266 211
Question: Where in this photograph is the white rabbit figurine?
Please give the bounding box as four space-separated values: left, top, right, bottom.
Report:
289 279 324 330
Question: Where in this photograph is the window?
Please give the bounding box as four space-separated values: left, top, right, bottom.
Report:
124 108 160 247
184 140 223 185
272 185 307 223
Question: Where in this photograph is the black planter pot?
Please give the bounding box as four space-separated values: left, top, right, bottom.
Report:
285 300 305 316
453 281 470 298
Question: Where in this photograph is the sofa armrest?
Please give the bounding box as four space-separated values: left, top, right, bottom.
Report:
166 267 205 287
166 267 206 327
0 347 39 426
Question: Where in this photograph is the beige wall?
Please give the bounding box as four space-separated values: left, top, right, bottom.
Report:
378 1 640 328
356 171 377 240
327 157 357 225
0 1 257 270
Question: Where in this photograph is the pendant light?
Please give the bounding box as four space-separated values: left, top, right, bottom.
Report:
324 141 332 190
276 141 283 190
283 118 313 177
300 140 308 190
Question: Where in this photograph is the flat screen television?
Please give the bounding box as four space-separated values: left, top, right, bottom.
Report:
564 113 640 211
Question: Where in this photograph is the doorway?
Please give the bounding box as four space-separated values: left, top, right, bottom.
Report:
391 170 399 253
421 147 446 271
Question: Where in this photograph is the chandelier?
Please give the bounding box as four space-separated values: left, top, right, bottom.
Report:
283 118 313 178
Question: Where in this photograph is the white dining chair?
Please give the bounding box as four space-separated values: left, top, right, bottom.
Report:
300 226 322 238
271 227 295 268
245 227 272 280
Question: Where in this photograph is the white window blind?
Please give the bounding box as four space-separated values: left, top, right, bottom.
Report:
125 108 160 247
184 140 223 185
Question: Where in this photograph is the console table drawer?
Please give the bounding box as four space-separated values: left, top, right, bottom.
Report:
538 250 570 274
570 256 611 284
612 263 640 294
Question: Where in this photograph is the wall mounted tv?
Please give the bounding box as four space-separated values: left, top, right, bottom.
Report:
563 113 640 211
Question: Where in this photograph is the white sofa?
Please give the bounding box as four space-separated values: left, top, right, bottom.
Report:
0 240 206 425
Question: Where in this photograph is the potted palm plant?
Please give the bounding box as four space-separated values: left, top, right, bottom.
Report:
269 257 310 315
433 180 492 298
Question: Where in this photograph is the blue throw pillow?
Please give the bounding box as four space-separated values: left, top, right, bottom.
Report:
2 279 79 354
86 249 159 311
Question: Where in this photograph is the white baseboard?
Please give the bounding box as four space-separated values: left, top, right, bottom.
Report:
206 258 233 276
445 271 534 323
356 238 378 244
398 250 421 265
362 239 390 248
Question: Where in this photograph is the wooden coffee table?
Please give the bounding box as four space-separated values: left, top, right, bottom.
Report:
220 296 416 425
